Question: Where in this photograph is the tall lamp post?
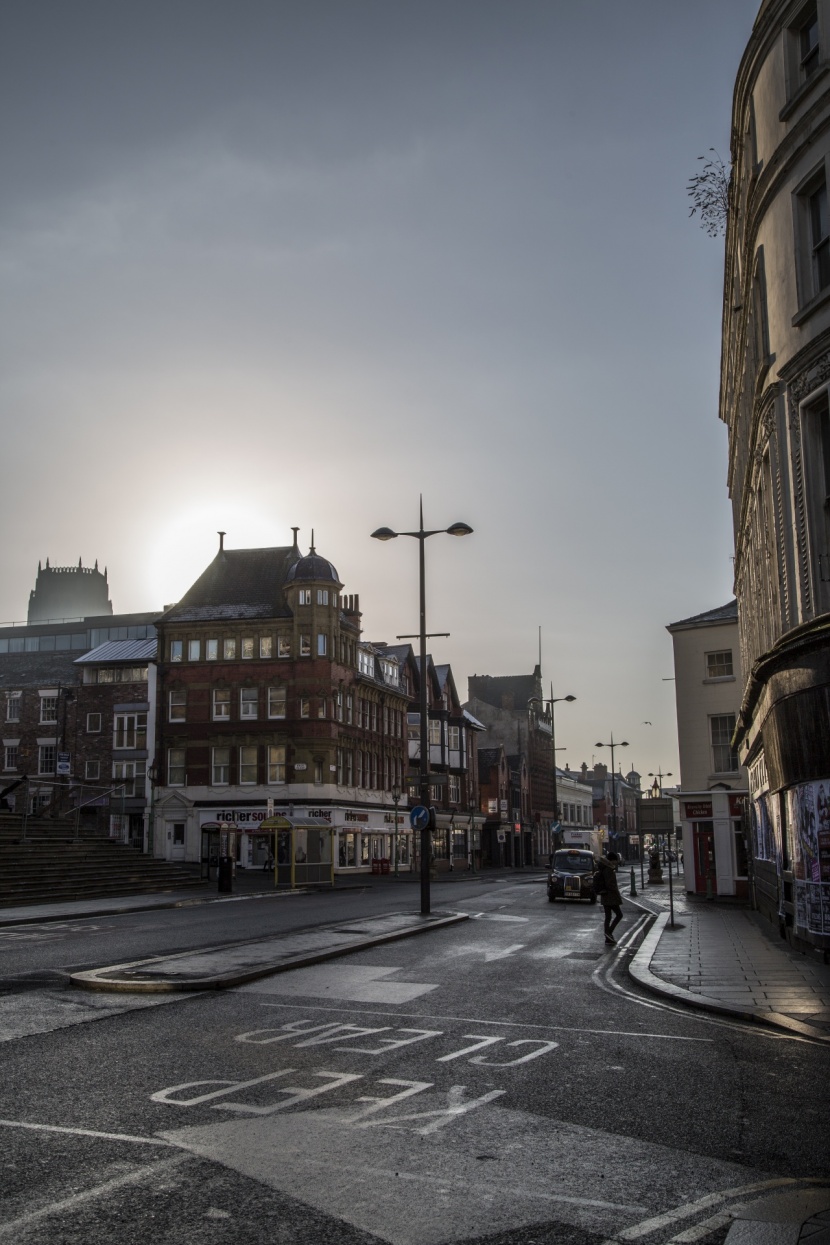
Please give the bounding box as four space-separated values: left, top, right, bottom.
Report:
528 692 575 857
372 500 473 915
595 734 628 852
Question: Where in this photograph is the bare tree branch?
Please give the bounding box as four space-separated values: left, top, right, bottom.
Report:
687 148 731 238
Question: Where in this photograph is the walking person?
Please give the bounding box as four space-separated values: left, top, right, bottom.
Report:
596 849 623 945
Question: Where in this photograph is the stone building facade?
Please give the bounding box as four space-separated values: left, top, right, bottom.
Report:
720 0 830 949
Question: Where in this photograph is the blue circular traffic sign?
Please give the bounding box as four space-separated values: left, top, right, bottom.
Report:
409 804 431 831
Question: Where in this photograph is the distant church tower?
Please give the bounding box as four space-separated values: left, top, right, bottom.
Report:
27 558 113 623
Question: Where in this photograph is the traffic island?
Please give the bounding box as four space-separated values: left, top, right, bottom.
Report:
69 909 468 994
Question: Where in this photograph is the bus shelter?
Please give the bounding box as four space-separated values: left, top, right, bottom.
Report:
258 814 335 888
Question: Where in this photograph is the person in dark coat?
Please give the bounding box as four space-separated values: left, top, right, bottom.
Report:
597 850 623 945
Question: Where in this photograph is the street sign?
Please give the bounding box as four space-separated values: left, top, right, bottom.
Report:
410 805 431 831
56 752 71 776
551 820 561 834
497 831 506 843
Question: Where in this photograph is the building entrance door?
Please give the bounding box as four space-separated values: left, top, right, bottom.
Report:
693 821 716 894
169 821 186 861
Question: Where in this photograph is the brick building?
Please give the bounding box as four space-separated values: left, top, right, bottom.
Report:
152 533 411 874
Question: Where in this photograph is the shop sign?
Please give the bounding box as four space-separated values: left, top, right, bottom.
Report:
201 808 267 826
684 801 712 819
729 794 747 818
345 811 369 823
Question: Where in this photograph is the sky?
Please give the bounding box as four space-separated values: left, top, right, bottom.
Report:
0 0 760 782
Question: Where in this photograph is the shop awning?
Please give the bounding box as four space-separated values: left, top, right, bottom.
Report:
258 815 333 833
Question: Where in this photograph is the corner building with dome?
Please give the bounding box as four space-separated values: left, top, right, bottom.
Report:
153 531 411 875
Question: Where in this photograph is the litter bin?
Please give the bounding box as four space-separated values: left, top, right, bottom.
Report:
380 858 390 875
371 859 381 875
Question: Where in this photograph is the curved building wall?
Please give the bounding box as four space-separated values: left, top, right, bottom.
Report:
721 0 830 950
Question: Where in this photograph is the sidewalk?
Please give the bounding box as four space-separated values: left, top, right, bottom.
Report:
628 883 830 1042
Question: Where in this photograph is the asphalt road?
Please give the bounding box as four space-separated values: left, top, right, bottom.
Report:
0 878 828 1244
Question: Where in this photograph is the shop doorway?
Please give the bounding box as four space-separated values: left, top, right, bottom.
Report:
693 821 716 893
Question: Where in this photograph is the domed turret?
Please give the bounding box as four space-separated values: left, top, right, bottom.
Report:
285 533 341 587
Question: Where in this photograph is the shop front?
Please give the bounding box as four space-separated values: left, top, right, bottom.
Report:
680 792 748 898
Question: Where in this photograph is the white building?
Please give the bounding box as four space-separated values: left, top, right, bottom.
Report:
667 602 749 898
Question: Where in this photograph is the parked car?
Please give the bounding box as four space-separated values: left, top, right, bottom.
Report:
547 848 597 904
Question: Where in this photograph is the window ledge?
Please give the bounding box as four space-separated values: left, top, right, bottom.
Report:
703 675 736 684
779 62 830 122
792 282 830 327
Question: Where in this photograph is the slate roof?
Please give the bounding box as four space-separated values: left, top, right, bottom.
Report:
160 547 299 623
75 638 157 664
667 600 738 631
0 652 83 689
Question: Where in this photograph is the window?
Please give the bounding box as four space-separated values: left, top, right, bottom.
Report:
213 688 231 720
112 760 145 797
38 745 56 775
188 639 201 661
448 725 460 751
317 698 327 719
169 690 186 722
278 636 291 658
211 747 230 785
317 633 327 657
223 638 237 660
241 637 254 659
711 714 739 773
346 694 353 724
706 650 734 679
5 693 21 722
206 639 218 661
268 686 286 719
4 745 18 771
300 634 311 657
298 589 311 605
800 8 820 79
358 649 374 676
449 775 460 802
428 718 442 746
810 179 830 293
86 713 102 733
370 702 378 732
299 697 310 718
240 688 258 719
314 758 323 785
170 640 183 662
113 712 147 749
260 636 272 658
317 589 329 605
345 749 353 785
93 666 148 683
168 748 185 786
337 748 344 784
239 745 258 784
268 745 286 784
336 690 343 722
39 696 58 724
85 760 99 781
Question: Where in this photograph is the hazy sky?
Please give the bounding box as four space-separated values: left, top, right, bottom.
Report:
1 1 759 780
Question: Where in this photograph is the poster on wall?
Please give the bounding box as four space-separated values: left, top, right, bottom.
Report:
788 780 830 935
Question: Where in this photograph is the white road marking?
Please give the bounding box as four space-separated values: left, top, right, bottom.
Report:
0 1154 191 1240
483 943 525 962
469 914 529 923
0 1118 175 1146
666 1211 733 1242
608 1179 809 1241
256 1000 715 1041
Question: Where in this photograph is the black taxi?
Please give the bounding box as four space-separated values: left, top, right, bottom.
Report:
547 848 597 904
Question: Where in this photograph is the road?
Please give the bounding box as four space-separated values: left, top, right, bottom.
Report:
0 876 827 1244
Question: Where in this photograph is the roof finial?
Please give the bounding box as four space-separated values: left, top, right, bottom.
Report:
310 528 316 555
217 531 226 552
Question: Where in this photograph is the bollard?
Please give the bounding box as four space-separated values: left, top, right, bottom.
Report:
629 867 637 897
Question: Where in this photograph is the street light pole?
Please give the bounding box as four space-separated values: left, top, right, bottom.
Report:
372 499 473 915
528 691 575 858
595 733 628 852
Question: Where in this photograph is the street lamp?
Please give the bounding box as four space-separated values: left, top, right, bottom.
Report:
595 734 628 849
648 769 672 796
528 692 575 854
372 498 473 915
